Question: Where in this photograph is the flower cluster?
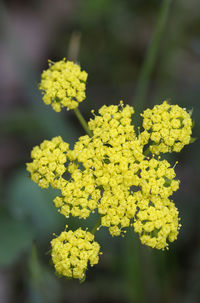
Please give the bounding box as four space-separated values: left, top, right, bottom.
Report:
27 101 191 250
51 226 100 279
134 194 180 249
39 59 87 112
138 158 180 198
141 101 192 153
27 59 193 279
26 136 69 189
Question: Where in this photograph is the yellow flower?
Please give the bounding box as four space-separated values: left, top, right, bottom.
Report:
141 101 193 154
39 59 88 112
26 136 69 189
138 158 180 198
55 169 100 219
27 100 193 251
44 103 181 241
133 195 181 249
51 226 101 279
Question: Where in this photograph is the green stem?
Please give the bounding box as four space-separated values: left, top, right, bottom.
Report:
90 216 102 235
133 0 172 114
74 107 93 137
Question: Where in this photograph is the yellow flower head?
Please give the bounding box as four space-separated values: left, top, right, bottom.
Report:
88 101 136 143
49 103 180 238
138 158 180 198
141 101 193 154
54 168 100 219
51 226 101 279
26 136 69 189
39 59 88 112
68 103 144 236
26 53 195 279
26 100 193 252
133 196 181 249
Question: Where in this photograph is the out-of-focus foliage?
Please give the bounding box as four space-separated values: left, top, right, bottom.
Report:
7 170 65 241
0 209 33 266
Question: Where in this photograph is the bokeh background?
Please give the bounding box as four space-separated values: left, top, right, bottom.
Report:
0 0 200 302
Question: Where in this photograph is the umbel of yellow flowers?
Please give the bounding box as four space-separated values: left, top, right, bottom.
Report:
39 59 87 112
51 226 100 280
27 59 193 280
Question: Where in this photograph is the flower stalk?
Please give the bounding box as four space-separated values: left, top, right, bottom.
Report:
134 0 173 114
74 107 93 137
91 216 102 235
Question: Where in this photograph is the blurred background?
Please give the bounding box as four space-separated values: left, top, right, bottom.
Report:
0 0 200 302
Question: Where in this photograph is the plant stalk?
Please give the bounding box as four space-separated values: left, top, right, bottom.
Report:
91 216 101 235
133 0 173 114
74 107 93 137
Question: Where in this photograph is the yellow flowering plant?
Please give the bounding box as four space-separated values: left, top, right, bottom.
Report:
26 58 194 281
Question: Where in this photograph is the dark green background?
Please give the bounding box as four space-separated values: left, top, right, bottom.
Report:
0 0 200 302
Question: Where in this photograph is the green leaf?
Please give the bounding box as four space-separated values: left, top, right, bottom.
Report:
190 137 197 144
27 244 62 303
0 209 34 266
6 169 65 242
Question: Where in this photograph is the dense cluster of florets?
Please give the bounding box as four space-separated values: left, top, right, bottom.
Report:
51 226 100 279
27 100 193 255
134 194 180 249
27 59 193 280
141 101 192 153
39 59 87 112
26 136 69 189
